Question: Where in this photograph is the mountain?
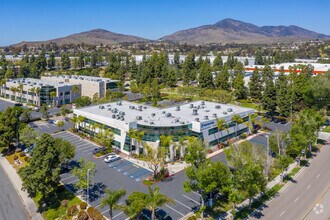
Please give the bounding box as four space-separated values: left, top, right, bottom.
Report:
14 29 149 46
160 18 330 44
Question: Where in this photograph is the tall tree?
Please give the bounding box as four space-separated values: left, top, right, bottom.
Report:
276 67 291 116
213 54 223 71
100 188 126 220
72 158 96 199
198 61 213 88
248 67 262 101
61 52 71 70
47 52 55 70
214 67 230 90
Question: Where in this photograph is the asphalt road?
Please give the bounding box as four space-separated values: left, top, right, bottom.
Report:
250 144 330 220
0 166 28 220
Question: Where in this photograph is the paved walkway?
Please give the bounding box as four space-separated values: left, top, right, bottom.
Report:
0 155 43 220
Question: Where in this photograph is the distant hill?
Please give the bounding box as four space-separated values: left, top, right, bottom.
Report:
160 18 330 44
14 29 149 46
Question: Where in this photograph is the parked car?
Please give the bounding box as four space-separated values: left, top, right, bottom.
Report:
104 154 120 163
34 107 40 112
140 209 152 220
29 123 38 128
92 147 107 155
24 144 35 153
155 208 172 220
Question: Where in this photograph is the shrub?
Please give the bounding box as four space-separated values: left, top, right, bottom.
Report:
24 157 29 162
87 207 104 220
67 205 78 217
77 211 89 220
239 133 247 139
207 148 213 154
19 152 26 157
15 148 22 153
61 200 69 207
13 155 18 160
80 202 87 210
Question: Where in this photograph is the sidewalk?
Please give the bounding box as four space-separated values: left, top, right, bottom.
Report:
0 156 43 220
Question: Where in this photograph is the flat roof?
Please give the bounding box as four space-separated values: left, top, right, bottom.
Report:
7 78 74 88
75 100 254 127
46 75 119 83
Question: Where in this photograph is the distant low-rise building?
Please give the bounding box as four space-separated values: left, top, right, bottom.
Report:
0 78 81 106
41 75 119 99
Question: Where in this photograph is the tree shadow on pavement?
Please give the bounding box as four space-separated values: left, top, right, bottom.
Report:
88 182 107 202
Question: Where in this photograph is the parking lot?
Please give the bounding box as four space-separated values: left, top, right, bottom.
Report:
30 120 72 134
52 131 201 220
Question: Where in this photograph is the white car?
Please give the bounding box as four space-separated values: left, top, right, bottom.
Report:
104 154 120 163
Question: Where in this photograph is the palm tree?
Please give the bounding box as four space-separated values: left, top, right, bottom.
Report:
100 188 126 220
160 135 173 161
50 90 57 107
18 83 23 102
72 115 79 131
0 78 6 97
127 128 137 156
245 113 257 134
28 87 36 105
231 114 243 139
10 87 17 101
78 115 85 130
135 130 145 155
216 118 227 146
71 85 80 101
35 87 41 106
145 186 175 220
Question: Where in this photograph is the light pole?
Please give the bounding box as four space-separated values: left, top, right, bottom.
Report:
86 168 91 203
265 135 270 182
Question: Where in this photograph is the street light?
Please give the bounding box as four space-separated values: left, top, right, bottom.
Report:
86 168 91 203
265 135 270 182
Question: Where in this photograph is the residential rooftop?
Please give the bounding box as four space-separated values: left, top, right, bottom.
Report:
75 100 254 127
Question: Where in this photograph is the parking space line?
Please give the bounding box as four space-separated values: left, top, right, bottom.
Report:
166 205 184 216
182 194 200 205
175 199 191 210
62 175 75 181
66 179 78 184
101 208 110 215
113 212 123 219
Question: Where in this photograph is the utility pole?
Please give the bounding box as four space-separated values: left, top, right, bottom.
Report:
86 168 91 203
266 135 270 181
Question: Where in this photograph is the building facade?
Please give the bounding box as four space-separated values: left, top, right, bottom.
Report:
73 101 254 155
0 78 81 106
41 75 119 99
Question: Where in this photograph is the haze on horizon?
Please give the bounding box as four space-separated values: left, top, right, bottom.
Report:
0 0 329 46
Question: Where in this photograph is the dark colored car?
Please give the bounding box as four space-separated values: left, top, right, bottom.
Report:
140 209 152 220
92 147 106 155
155 208 172 220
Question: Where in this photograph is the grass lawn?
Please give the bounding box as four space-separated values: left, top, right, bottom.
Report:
33 185 81 220
5 153 29 171
322 126 330 133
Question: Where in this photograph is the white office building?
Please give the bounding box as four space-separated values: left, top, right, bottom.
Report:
74 101 254 155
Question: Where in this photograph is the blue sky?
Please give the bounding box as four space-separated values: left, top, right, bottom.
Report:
0 0 329 46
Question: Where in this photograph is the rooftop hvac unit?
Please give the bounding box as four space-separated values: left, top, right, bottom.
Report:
176 106 180 111
106 104 111 107
150 121 155 125
151 113 156 117
180 121 185 124
107 108 112 111
192 109 198 115
223 111 227 115
121 117 124 121
136 116 142 120
143 106 147 109
195 118 200 122
99 105 105 109
213 113 217 118
227 108 233 112
175 118 179 123
204 115 209 120
215 105 221 109
111 115 116 118
117 101 122 106
190 104 194 108
162 111 166 114
165 113 172 117
138 106 143 111
201 101 205 105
